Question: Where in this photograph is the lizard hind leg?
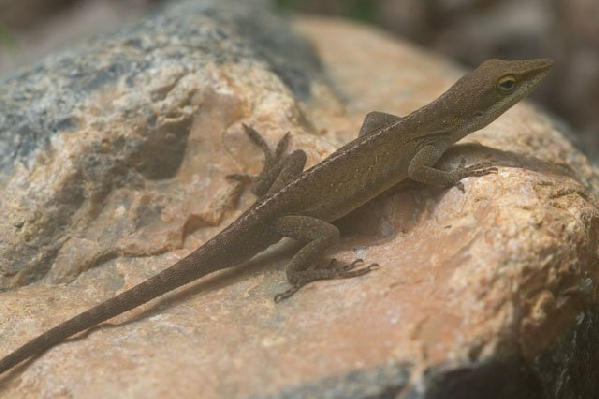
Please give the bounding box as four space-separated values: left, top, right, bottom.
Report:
273 216 378 302
227 124 305 197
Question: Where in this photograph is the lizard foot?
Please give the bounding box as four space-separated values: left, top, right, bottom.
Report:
274 259 379 302
454 162 498 192
459 162 498 177
324 258 375 272
274 283 307 303
235 124 292 197
243 124 291 160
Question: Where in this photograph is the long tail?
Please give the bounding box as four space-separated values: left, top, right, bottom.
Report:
0 239 227 373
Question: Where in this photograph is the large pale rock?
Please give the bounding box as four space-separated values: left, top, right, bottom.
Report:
0 1 598 398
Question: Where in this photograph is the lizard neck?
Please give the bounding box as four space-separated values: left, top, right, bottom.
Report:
399 90 487 145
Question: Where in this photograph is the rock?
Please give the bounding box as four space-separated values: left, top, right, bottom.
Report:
1 1 598 398
0 0 321 289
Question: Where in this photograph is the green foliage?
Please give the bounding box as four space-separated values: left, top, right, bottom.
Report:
0 24 18 51
348 0 376 23
274 0 294 8
273 0 377 23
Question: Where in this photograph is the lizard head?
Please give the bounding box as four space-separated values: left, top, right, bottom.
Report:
443 58 553 136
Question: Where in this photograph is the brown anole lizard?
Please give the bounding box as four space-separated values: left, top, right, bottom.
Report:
0 59 553 374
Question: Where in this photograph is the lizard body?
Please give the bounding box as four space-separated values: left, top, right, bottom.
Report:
0 59 553 374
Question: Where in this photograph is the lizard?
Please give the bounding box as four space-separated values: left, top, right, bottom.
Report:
0 58 553 374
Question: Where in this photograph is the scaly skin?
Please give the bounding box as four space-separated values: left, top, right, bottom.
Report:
0 59 553 374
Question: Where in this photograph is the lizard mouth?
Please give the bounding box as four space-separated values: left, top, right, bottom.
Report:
527 59 554 82
533 58 554 72
518 59 553 98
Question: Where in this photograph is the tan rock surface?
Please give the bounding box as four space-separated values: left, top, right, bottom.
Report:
0 1 598 399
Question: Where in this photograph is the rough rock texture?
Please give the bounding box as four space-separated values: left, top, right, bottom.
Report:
0 1 598 398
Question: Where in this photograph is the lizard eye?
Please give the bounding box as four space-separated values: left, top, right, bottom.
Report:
497 75 517 93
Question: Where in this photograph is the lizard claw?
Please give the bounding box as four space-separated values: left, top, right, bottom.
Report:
337 260 378 278
274 259 379 302
466 165 498 177
340 258 364 272
274 283 306 303
453 163 498 192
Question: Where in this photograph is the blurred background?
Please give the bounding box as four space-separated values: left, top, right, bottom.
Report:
1 0 598 159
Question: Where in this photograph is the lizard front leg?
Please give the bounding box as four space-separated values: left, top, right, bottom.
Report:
409 144 497 190
273 216 378 302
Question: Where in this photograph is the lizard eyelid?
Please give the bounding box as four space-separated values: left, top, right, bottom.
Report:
496 75 517 93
